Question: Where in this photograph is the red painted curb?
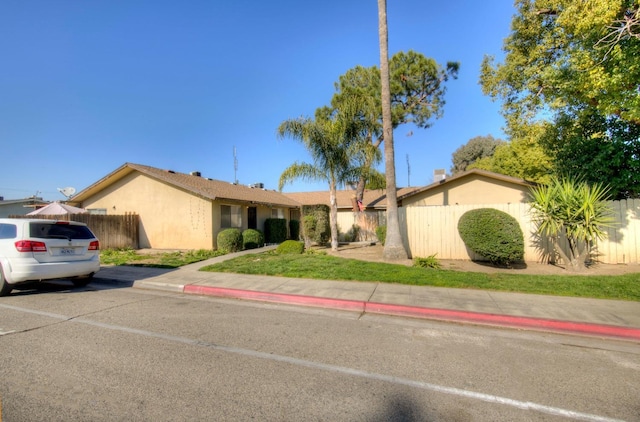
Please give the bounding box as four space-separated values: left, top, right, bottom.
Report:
183 285 640 342
365 302 640 341
184 285 366 312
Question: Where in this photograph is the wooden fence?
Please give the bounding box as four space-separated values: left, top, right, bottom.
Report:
11 213 139 250
336 210 386 242
397 199 640 264
337 199 640 264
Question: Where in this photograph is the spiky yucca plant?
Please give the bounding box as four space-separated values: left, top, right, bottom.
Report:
529 177 614 271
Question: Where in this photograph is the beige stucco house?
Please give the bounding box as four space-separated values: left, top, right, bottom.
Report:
69 163 301 250
398 169 537 207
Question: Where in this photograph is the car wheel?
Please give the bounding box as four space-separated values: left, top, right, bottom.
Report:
0 265 12 296
72 274 94 288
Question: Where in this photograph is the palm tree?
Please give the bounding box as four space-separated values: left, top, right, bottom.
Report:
277 106 363 251
377 0 408 260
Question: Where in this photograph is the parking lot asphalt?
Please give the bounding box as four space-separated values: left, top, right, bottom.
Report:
93 247 640 342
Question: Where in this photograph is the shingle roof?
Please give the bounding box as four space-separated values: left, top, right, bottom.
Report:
0 198 49 206
284 187 420 210
72 163 301 208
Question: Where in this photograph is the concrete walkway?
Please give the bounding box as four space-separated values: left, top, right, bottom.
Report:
93 246 640 342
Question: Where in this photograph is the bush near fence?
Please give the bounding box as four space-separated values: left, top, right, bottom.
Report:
10 213 139 250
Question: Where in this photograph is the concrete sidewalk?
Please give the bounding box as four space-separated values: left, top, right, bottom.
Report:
93 247 640 342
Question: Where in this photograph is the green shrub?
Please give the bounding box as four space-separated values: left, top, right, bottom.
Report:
413 254 441 269
458 208 524 266
302 215 317 246
289 219 300 240
375 225 387 245
217 228 243 253
264 218 287 244
301 205 330 245
242 229 264 250
276 240 305 254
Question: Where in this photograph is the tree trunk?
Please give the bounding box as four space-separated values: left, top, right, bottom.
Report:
570 240 590 272
329 180 339 251
355 137 383 203
552 238 587 272
378 0 408 261
355 177 366 204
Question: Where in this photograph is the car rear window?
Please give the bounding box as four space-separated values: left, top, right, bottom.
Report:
29 222 95 240
0 223 17 239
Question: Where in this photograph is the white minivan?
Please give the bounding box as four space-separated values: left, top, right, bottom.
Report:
0 218 100 296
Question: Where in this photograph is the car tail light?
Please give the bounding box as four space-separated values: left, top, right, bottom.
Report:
88 240 100 251
15 240 48 252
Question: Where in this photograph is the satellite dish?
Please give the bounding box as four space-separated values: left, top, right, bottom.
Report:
57 187 76 198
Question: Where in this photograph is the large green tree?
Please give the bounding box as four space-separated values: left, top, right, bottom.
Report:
451 135 506 175
481 0 640 198
470 125 554 184
542 109 640 198
331 50 459 203
277 103 364 251
482 0 640 126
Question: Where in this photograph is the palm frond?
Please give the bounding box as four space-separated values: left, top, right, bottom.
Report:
278 162 327 191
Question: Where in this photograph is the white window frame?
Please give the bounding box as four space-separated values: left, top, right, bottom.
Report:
271 208 284 219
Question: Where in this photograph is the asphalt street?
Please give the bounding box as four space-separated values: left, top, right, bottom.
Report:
92 246 640 342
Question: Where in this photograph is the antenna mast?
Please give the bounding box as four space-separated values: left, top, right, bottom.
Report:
406 154 411 187
233 146 238 184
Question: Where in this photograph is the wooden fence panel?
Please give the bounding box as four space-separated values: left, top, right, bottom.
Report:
9 214 139 250
336 210 383 242
79 214 139 250
398 201 638 264
595 198 640 264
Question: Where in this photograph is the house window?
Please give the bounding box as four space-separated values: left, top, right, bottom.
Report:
271 208 284 219
221 205 242 228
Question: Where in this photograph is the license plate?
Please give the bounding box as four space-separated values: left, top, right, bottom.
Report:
59 248 75 255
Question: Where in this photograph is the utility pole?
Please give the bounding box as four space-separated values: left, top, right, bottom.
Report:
406 154 411 187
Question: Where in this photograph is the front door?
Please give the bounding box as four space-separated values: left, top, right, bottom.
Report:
248 207 257 229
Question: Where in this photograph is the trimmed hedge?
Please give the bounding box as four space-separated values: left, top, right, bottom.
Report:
376 225 387 245
242 229 264 250
289 219 300 240
264 218 287 244
217 228 243 253
276 240 305 254
457 208 524 266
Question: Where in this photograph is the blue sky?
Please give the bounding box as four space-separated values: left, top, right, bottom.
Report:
0 0 515 200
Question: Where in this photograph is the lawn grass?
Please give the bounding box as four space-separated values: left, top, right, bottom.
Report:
101 248 223 268
201 251 640 301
